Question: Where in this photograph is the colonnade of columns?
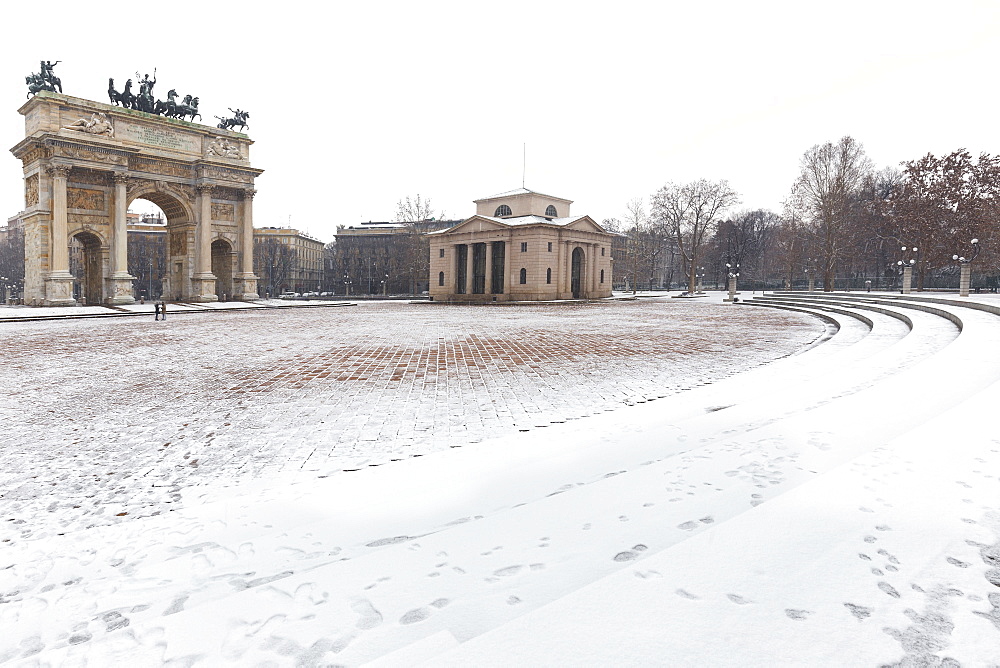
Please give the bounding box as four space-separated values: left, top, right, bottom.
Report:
448 238 601 299
41 165 258 306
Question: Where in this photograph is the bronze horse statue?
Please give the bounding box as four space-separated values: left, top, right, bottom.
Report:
25 73 60 97
216 108 249 132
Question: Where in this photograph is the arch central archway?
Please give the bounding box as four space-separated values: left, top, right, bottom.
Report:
127 186 197 302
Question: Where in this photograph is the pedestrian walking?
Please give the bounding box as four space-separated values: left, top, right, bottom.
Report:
161 301 167 321
154 301 160 321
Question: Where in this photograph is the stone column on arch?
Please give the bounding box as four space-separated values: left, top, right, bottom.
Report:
236 188 260 300
44 164 76 306
108 172 136 304
192 183 219 302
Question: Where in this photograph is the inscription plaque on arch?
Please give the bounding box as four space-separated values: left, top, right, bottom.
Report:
116 120 201 153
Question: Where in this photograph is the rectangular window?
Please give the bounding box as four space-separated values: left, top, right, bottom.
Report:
439 248 445 258
547 242 552 252
601 247 605 256
520 242 528 252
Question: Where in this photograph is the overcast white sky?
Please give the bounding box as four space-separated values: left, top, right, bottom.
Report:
3 0 998 241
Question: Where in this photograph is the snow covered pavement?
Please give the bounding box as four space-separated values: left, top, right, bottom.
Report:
2 295 998 666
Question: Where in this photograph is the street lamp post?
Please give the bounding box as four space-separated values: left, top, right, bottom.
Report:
724 260 740 302
695 266 705 294
898 246 918 294
953 238 980 297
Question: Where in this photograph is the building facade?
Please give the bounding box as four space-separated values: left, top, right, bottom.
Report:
253 227 325 297
428 189 615 302
0 214 25 302
332 219 458 295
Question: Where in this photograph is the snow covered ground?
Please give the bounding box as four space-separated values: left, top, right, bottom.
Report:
1 294 998 666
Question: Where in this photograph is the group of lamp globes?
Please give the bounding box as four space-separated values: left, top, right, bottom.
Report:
896 238 980 272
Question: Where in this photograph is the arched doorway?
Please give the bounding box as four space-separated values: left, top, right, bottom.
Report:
69 231 104 305
571 247 584 298
126 199 167 301
212 239 235 301
127 188 195 302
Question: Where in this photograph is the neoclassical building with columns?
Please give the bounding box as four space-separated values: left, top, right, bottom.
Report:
428 188 615 302
11 91 261 305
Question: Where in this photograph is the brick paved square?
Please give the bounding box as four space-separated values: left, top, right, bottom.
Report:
0 299 820 543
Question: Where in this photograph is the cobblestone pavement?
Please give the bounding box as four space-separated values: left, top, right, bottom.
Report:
0 299 821 544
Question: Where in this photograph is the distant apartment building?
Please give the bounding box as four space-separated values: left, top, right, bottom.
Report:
253 227 325 297
332 219 459 295
1 214 25 302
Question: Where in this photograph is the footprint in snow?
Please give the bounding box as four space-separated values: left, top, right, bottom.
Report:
878 582 901 598
785 609 813 621
844 603 872 621
399 608 429 625
352 600 382 630
877 549 899 564
726 594 752 605
494 565 523 577
676 589 699 600
678 521 698 531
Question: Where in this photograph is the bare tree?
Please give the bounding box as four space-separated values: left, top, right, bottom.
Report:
651 179 740 295
888 150 1000 289
714 209 780 291
254 238 298 297
395 194 443 294
794 136 873 291
0 225 25 301
395 194 440 223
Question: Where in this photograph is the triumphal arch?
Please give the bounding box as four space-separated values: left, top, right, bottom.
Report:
10 90 262 305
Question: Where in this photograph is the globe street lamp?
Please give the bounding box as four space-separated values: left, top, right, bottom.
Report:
695 266 705 294
725 261 740 302
898 246 918 294
803 258 815 292
953 238 980 297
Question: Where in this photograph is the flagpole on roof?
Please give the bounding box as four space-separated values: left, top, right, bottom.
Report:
522 143 526 188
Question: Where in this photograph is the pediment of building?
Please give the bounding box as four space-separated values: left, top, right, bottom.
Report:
564 215 610 235
440 215 511 235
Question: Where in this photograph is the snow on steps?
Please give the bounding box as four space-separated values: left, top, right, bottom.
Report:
431 294 1000 666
